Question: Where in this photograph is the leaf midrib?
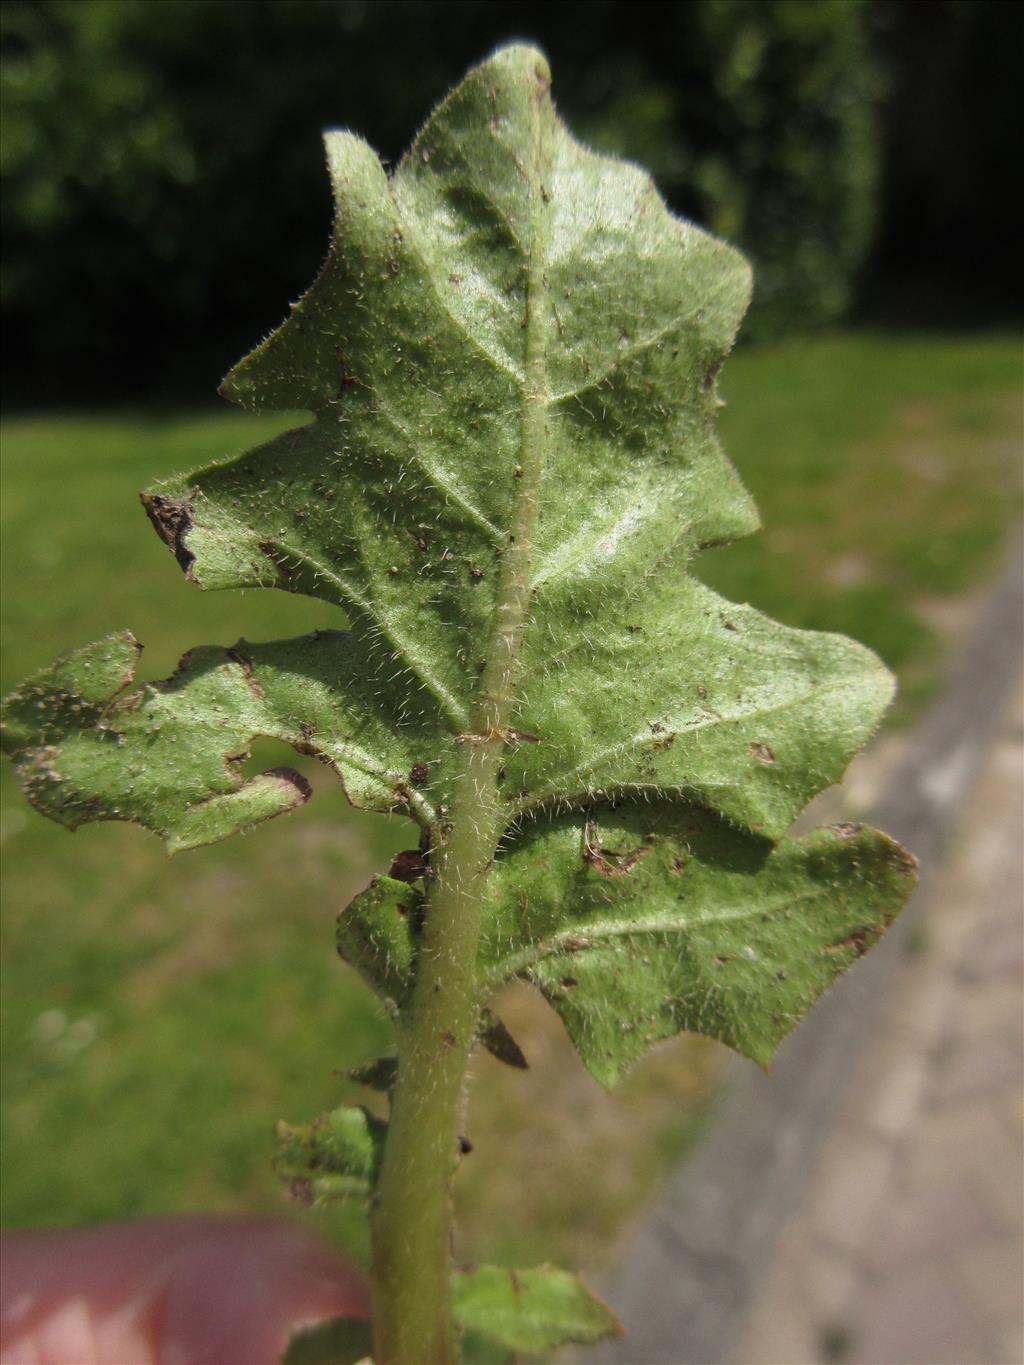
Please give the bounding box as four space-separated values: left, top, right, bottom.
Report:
468 67 552 742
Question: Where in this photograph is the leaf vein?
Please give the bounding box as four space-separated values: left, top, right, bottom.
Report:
513 676 867 815
372 399 504 540
490 885 824 982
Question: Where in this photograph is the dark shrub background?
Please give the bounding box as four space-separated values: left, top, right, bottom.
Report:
2 0 1020 402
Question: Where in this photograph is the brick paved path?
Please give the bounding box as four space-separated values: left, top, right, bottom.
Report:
733 681 1024 1365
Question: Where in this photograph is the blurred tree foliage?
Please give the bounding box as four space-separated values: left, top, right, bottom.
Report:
0 0 1016 401
867 0 1024 325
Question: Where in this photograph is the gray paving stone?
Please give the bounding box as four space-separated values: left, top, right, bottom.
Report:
865 1181 998 1273
955 1237 1024 1332
802 1239 859 1321
733 1285 822 1365
857 1038 932 1140
997 1324 1024 1365
733 670 1022 1364
849 1260 1002 1365
959 916 1024 982
954 978 1024 1044
590 549 1024 1365
809 1132 895 1256
995 1083 1024 1140
930 1034 1023 1106
881 959 957 1047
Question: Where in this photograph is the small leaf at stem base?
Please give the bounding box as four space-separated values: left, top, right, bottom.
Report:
452 1262 622 1358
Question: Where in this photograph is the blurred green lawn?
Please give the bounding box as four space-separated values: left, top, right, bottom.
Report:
1 330 1020 1271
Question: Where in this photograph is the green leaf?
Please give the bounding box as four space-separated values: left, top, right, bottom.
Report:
478 807 916 1083
136 42 887 841
453 1263 621 1360
506 580 893 840
1 44 913 1078
1 629 441 853
336 888 529 1070
4 41 892 847
281 1316 372 1365
336 875 419 1006
273 1104 385 1205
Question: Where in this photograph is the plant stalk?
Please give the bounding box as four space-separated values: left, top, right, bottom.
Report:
371 65 550 1361
369 739 504 1364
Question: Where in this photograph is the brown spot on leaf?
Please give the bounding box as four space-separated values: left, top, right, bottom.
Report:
226 645 267 702
583 820 650 877
828 822 863 839
389 849 428 883
264 767 313 805
507 727 541 744
670 856 687 876
826 927 880 957
144 490 197 575
749 742 775 765
897 846 921 879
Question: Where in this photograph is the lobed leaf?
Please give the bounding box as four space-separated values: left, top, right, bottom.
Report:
478 806 916 1084
1 629 445 853
6 43 894 851
1 45 915 1083
136 44 890 842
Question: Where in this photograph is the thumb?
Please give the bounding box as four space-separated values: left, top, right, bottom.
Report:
1 1215 369 1365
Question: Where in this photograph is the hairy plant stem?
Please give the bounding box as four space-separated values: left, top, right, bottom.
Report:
370 68 550 1363
370 562 537 1365
369 739 505 1364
